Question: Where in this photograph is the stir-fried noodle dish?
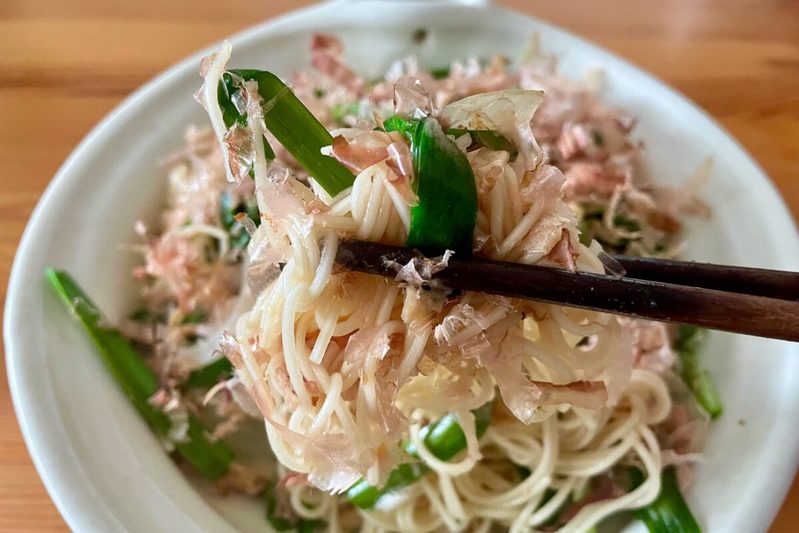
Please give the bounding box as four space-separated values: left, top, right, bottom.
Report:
48 34 723 532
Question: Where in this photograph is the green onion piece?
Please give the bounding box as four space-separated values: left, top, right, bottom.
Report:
129 307 160 324
218 74 276 161
219 70 355 196
446 128 518 160
181 307 209 325
177 417 234 480
633 468 702 533
578 208 643 253
590 129 605 147
383 115 415 137
612 213 641 233
674 326 723 418
513 463 532 481
347 401 492 509
183 358 234 391
330 102 362 126
220 191 260 250
47 269 158 402
404 400 493 459
45 269 234 480
384 115 478 255
429 66 451 80
346 463 430 510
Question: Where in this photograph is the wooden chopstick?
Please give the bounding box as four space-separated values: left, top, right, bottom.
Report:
336 240 799 342
612 255 799 301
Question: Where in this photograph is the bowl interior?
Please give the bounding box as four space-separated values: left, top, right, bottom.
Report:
6 2 799 532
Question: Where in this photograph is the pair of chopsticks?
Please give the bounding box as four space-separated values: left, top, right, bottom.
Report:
336 240 799 342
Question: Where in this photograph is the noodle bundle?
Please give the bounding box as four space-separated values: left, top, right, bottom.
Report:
126 34 712 532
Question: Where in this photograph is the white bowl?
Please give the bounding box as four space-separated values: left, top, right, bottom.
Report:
6 1 799 531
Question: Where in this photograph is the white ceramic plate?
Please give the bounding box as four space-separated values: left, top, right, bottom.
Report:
6 1 799 531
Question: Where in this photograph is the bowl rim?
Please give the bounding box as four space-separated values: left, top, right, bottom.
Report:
6 1 799 531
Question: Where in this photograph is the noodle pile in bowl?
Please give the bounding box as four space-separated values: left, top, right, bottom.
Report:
128 34 712 532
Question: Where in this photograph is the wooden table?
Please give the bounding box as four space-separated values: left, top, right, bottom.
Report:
1 0 797 530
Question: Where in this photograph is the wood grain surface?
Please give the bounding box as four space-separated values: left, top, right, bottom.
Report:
1 0 797 531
